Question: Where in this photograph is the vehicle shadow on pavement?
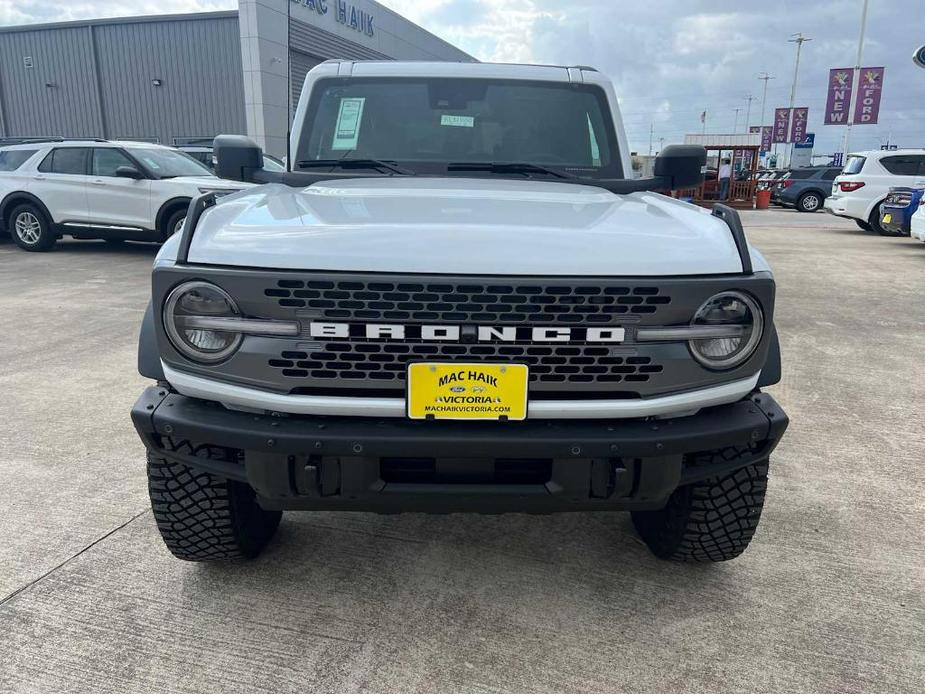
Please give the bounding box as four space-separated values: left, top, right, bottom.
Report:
194 510 732 604
48 240 163 256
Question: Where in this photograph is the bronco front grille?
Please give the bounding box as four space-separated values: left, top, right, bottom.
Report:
268 342 664 385
264 280 671 324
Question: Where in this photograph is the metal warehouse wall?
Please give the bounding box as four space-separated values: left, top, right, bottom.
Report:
0 12 246 144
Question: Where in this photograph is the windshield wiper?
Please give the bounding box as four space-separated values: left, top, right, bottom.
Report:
297 159 414 175
446 162 577 179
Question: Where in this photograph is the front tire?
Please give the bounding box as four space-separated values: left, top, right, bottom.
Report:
162 209 187 241
796 191 822 213
147 441 282 562
855 219 872 231
9 203 56 252
631 460 769 562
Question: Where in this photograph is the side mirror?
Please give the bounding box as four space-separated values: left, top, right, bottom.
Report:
214 135 264 182
654 145 707 189
115 165 143 180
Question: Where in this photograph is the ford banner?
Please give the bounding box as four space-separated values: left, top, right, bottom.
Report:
853 67 885 125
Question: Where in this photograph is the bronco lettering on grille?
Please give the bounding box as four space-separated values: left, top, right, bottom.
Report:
308 322 626 343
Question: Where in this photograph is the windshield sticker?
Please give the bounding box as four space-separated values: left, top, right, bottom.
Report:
440 115 475 128
332 97 366 150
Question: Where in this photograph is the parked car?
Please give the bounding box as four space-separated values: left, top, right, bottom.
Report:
910 201 925 243
131 60 788 565
878 187 924 236
824 149 925 235
0 139 249 251
179 145 286 173
770 166 841 212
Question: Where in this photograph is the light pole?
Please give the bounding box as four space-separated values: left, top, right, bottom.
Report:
786 33 812 167
758 72 775 165
744 94 755 133
841 0 870 161
733 107 741 134
648 122 654 156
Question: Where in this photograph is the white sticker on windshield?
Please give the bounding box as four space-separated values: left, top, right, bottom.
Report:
440 114 475 128
332 97 366 150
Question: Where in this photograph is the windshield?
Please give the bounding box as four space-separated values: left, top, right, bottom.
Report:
842 156 866 175
296 77 621 178
130 147 212 179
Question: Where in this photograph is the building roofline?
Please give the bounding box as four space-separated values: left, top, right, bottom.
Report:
0 10 239 35
362 0 473 61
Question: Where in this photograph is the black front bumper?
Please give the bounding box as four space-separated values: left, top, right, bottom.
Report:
131 387 788 513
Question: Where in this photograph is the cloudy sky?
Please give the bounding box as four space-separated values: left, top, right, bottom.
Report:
2 0 923 158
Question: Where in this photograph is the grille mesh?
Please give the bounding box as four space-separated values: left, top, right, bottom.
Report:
268 342 664 385
265 280 671 324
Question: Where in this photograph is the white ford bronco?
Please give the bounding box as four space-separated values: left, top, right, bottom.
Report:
132 61 788 563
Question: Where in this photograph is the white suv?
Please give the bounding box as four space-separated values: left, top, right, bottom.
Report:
824 149 925 235
0 139 248 252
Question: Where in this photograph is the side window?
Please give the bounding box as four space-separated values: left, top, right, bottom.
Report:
0 149 38 171
92 148 135 177
39 148 89 175
917 156 925 176
880 156 919 176
822 168 840 180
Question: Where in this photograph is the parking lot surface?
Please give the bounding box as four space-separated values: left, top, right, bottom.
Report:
1 208 923 694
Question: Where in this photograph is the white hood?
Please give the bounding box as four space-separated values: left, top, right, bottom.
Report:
179 178 765 276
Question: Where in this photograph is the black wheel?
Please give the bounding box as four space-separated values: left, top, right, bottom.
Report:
148 440 282 562
796 191 822 213
162 208 188 240
870 206 901 237
855 219 872 231
631 460 769 562
9 203 56 252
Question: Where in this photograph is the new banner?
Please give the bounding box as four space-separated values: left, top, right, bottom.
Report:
790 108 809 143
761 126 773 152
773 108 791 143
824 68 854 124
853 67 885 124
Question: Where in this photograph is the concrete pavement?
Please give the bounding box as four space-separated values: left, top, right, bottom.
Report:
0 210 923 693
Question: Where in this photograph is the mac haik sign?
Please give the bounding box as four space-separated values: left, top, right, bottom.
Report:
824 67 886 125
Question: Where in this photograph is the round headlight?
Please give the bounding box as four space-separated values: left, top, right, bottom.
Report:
689 291 763 369
164 281 243 363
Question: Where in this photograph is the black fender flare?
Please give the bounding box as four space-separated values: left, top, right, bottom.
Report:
757 323 781 387
138 301 166 381
0 191 56 230
155 197 192 236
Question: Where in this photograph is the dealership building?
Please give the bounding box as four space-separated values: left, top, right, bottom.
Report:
0 0 473 156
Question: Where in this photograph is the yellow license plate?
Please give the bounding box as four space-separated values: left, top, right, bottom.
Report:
882 213 893 224
407 363 529 421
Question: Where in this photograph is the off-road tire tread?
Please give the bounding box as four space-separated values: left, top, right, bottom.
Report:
632 459 769 563
147 440 281 562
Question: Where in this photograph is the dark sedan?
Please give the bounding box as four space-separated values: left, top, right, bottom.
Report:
771 166 841 212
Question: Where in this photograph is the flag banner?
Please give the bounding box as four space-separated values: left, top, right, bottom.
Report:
773 108 791 143
824 68 854 124
761 126 773 152
790 107 809 143
853 67 885 124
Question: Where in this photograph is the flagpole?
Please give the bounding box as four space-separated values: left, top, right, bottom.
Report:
841 0 870 162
